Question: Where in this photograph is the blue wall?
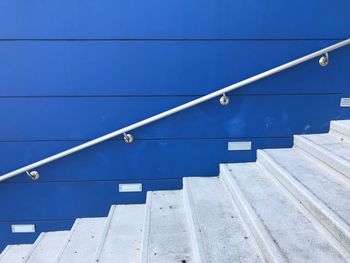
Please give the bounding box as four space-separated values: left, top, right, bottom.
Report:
0 1 349 249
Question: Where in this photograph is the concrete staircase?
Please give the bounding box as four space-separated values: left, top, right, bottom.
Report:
1 120 350 263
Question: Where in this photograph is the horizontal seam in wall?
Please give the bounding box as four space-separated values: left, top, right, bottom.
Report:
0 136 293 143
0 93 342 98
0 38 345 42
0 219 75 223
0 178 182 184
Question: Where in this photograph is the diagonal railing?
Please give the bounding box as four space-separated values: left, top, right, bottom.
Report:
1 38 350 182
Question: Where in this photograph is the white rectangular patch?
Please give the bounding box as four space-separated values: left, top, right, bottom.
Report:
228 141 252 151
12 224 35 233
119 183 142 192
341 98 350 107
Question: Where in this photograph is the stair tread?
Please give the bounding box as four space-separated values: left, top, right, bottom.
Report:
301 133 350 163
97 204 145 263
144 190 193 263
0 244 31 263
331 121 350 137
185 177 262 262
226 162 346 262
332 120 350 129
337 120 350 125
57 217 105 263
26 231 69 263
265 147 350 226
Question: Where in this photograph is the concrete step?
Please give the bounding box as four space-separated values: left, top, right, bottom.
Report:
2 120 350 263
0 244 31 263
331 120 350 137
93 204 145 263
259 148 350 256
141 190 194 263
55 217 105 263
294 133 350 178
24 231 69 263
183 176 263 262
221 162 347 262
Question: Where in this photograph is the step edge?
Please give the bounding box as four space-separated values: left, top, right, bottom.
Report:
294 135 350 178
182 177 208 263
219 164 286 263
0 244 31 263
23 232 46 262
331 121 350 137
0 245 10 261
141 191 153 263
258 149 350 258
264 147 350 189
91 205 116 263
330 129 350 140
54 218 81 263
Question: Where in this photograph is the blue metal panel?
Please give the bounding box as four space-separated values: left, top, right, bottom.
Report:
0 136 292 251
0 179 182 221
0 1 349 39
0 138 293 183
0 94 343 141
0 40 349 96
0 0 349 249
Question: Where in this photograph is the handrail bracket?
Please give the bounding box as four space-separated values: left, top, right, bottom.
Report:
0 38 349 182
319 52 329 67
26 171 40 181
220 93 230 106
123 133 134 144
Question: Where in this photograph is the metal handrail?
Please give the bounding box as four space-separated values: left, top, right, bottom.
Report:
1 38 350 182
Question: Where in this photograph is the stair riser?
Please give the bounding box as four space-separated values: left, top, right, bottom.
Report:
58 218 106 263
0 245 32 263
24 231 70 263
182 179 206 263
0 246 9 262
258 150 350 255
23 233 45 262
219 164 286 263
141 190 194 263
331 122 350 137
92 206 116 263
294 135 350 178
141 192 152 263
54 219 80 263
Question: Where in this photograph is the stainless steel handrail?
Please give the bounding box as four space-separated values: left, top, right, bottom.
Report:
1 38 349 182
